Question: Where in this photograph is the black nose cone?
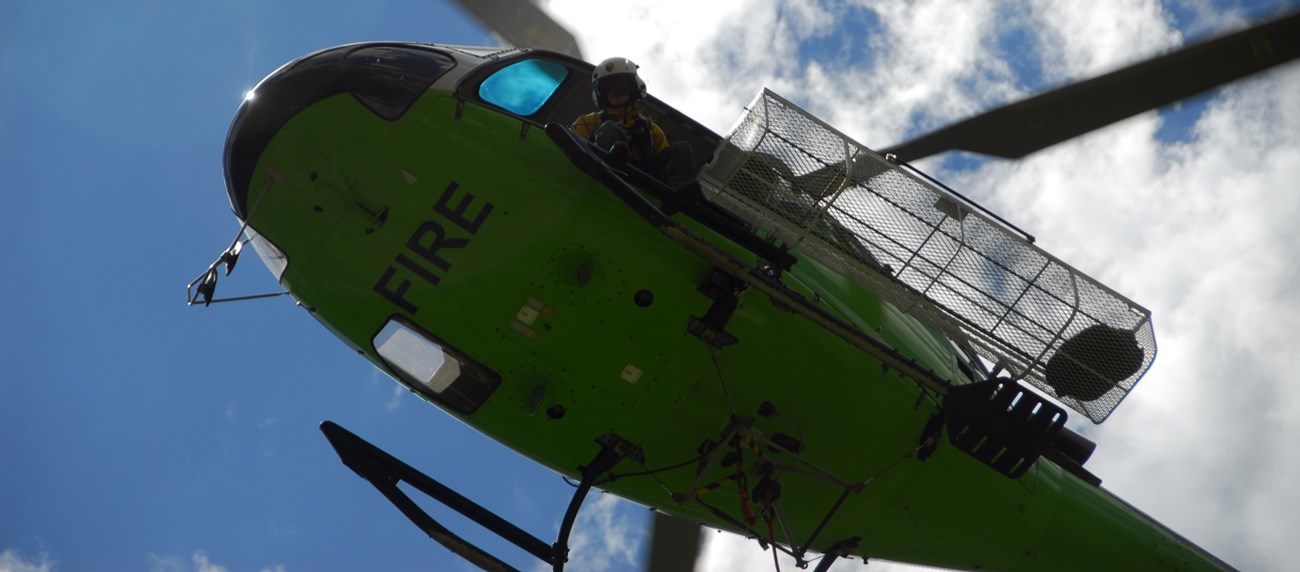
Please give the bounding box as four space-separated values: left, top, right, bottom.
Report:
222 44 456 220
223 46 349 220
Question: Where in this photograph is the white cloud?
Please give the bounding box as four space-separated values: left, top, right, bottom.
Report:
1028 0 1181 81
369 365 410 411
149 551 235 572
1067 66 1300 571
545 493 645 572
695 530 931 571
191 552 228 572
693 530 800 571
0 549 54 572
387 382 407 411
145 551 284 572
546 0 1026 152
148 553 184 572
542 1 1300 570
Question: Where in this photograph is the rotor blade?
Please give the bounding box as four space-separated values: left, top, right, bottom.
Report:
881 11 1300 162
644 512 702 572
450 0 584 61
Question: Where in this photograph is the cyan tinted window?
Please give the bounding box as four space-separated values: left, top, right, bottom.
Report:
478 59 569 117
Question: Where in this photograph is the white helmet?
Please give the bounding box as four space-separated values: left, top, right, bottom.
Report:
592 57 647 108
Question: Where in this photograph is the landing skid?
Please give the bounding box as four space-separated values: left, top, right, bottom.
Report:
319 421 637 572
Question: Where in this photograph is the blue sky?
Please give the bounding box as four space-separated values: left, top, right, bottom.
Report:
4 1 1299 571
0 2 634 571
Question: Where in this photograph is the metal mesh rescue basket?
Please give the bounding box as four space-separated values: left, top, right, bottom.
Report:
698 89 1155 423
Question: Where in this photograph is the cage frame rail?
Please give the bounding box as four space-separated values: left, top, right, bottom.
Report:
695 89 1156 423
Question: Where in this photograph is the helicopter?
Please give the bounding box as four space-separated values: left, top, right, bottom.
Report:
187 2 1300 570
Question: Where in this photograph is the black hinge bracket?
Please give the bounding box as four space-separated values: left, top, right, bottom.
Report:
688 268 745 348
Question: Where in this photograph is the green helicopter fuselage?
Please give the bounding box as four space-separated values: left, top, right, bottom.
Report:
221 43 1231 571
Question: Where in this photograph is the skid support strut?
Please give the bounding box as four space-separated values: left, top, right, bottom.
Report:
320 421 636 572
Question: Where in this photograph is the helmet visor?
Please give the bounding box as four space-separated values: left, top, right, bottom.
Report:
597 74 638 97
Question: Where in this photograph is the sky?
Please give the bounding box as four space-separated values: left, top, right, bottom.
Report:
1 1 1298 571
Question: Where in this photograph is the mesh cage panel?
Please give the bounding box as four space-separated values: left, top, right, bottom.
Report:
698 90 1155 423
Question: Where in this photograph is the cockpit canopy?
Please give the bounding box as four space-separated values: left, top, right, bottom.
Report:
225 43 720 220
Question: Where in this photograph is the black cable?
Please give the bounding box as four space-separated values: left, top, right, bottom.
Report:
711 350 737 415
595 453 704 486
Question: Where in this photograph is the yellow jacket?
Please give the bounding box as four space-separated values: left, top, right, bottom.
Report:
570 107 668 162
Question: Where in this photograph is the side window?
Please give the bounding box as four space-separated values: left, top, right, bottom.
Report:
477 59 569 117
373 317 500 414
